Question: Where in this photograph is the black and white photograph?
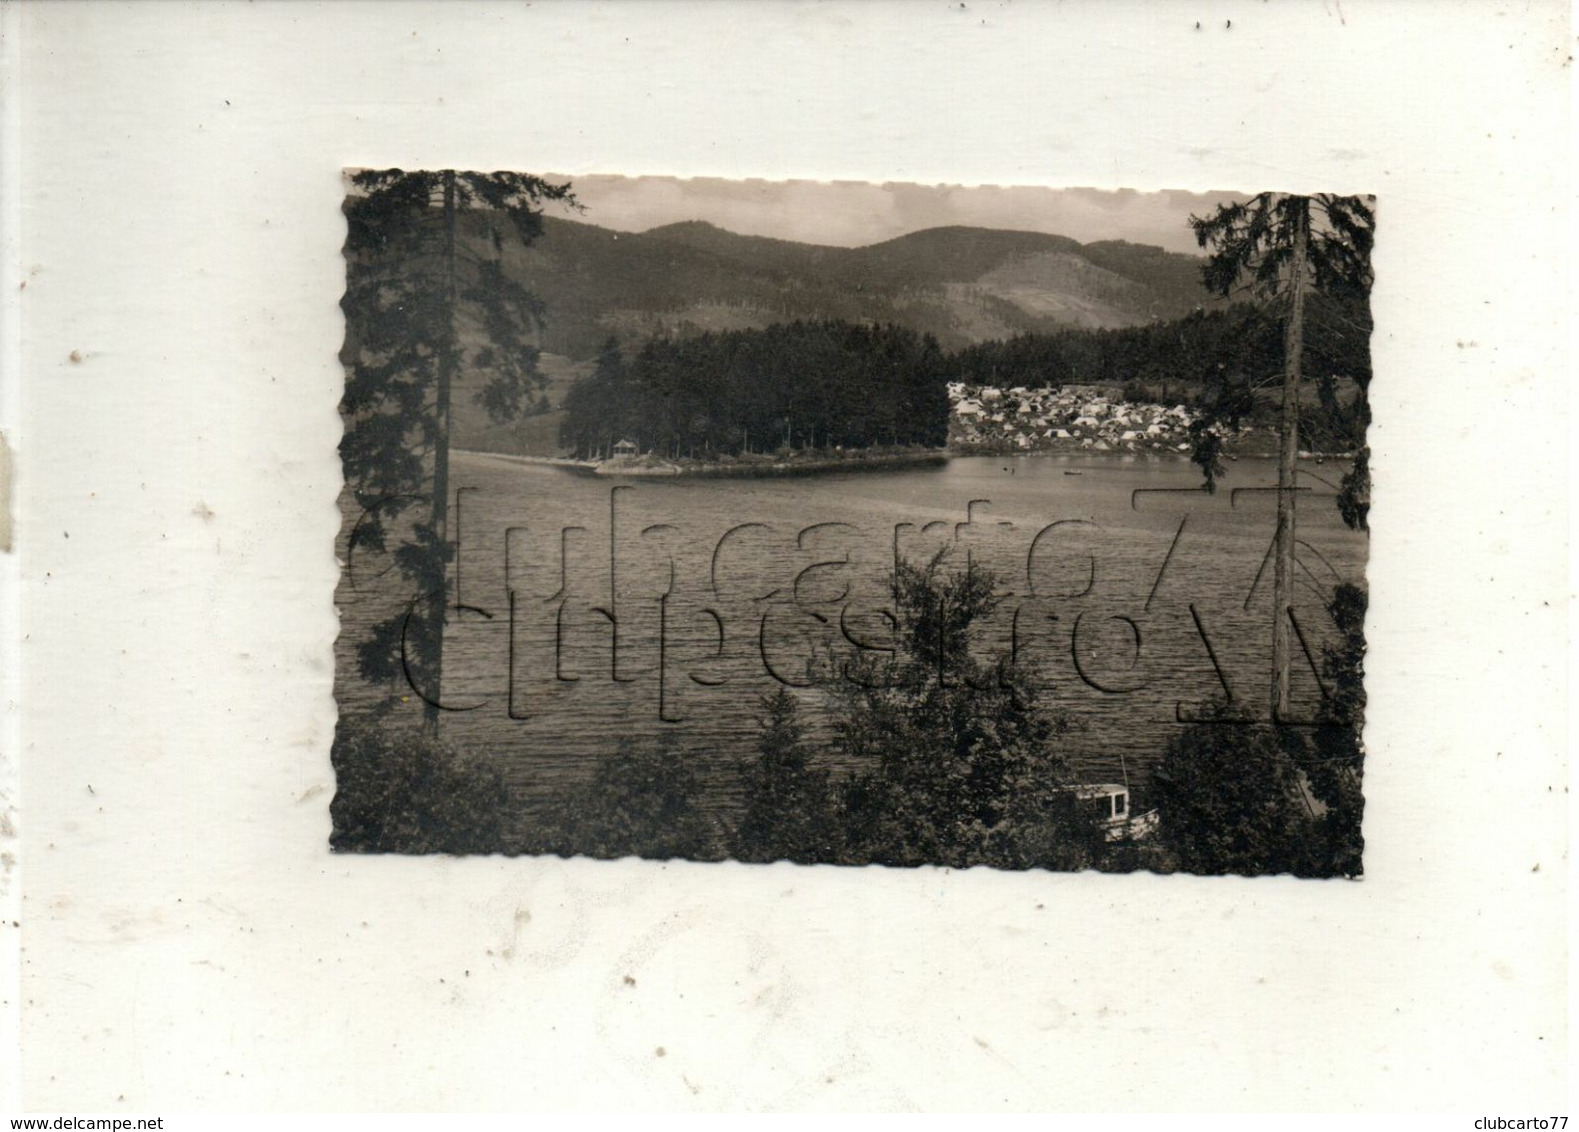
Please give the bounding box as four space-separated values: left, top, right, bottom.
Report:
335 173 1374 876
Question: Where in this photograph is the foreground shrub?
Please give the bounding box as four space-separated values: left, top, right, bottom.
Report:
541 735 724 862
732 689 840 864
330 716 510 854
1152 704 1314 876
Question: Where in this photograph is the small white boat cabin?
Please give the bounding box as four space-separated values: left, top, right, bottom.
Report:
1072 783 1159 842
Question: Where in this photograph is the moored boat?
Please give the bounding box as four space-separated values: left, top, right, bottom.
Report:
1072 782 1160 842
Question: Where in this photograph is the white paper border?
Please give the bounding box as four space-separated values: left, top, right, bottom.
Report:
9 0 1571 1112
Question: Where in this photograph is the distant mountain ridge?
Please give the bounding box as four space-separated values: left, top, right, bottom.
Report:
486 214 1221 360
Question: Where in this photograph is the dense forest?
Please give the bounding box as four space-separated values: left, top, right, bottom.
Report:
557 293 1372 460
559 321 951 459
950 296 1370 398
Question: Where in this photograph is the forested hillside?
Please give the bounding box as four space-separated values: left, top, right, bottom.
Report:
442 211 1368 460
487 216 1225 358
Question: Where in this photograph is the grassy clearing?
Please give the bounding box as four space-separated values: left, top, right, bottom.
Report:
449 352 591 457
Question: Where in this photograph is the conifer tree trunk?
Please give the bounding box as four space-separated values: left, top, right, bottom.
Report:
1272 200 1308 720
425 170 459 727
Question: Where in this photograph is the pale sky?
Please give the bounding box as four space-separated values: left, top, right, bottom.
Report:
542 175 1250 256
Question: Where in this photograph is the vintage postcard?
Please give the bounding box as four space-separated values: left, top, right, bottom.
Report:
13 0 1574 1113
332 173 1373 877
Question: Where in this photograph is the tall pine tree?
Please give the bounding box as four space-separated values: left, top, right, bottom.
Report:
1188 193 1373 718
340 169 577 722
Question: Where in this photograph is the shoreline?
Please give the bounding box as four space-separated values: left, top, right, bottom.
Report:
950 442 1360 461
459 445 1356 479
461 447 949 479
455 450 600 471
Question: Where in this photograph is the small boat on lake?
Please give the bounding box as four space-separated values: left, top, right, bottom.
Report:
1072 783 1159 842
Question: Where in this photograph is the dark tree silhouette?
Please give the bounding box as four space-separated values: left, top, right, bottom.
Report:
833 552 1101 870
1301 582 1368 877
329 717 510 854
1150 586 1366 879
1189 193 1374 718
732 689 839 864
339 169 577 722
557 321 949 460
558 336 630 459
1151 704 1313 876
1188 194 1374 498
540 736 723 862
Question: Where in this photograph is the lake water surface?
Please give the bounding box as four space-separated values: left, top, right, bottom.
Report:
335 452 1369 824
